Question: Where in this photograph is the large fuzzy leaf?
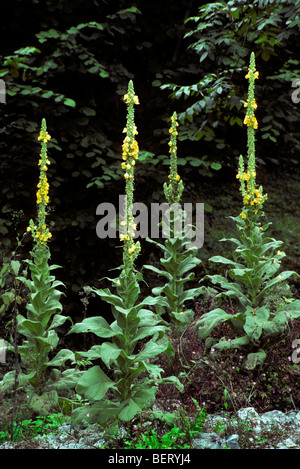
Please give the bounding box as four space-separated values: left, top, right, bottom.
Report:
68 316 121 338
75 365 116 401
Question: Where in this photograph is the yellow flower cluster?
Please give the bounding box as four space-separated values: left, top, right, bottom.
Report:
36 175 50 206
120 81 141 266
236 171 256 181
27 119 52 247
34 228 52 244
237 53 267 222
168 115 179 155
123 93 140 105
120 219 137 241
122 137 139 163
164 112 184 205
128 242 141 256
38 130 51 142
237 167 265 211
244 99 257 110
243 114 258 129
245 70 259 80
250 188 263 206
244 56 259 130
168 173 181 182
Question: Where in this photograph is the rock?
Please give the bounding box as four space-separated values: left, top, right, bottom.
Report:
236 407 261 432
192 432 223 449
192 432 240 450
260 410 285 429
223 434 240 449
280 438 298 448
1 406 300 449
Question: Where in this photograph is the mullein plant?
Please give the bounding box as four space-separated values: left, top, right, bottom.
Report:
144 112 204 328
197 52 300 369
0 120 75 412
64 82 182 426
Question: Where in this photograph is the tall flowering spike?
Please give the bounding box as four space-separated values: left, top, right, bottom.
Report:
120 81 141 268
27 118 52 248
164 112 184 205
236 53 267 219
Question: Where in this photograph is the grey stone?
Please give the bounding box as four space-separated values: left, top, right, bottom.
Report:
260 410 285 429
280 438 298 448
192 432 223 449
223 434 240 449
1 406 300 449
237 407 260 423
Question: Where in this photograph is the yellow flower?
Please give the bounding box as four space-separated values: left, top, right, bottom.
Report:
38 131 51 142
244 115 251 126
128 244 137 254
36 191 42 204
252 117 258 129
245 70 259 80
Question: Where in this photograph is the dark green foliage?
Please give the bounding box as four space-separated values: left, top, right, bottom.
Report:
0 0 197 315
161 0 300 166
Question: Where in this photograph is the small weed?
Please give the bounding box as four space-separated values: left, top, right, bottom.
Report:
124 426 190 449
0 413 69 444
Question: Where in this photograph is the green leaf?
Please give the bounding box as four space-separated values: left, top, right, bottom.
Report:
134 340 169 362
99 342 122 368
257 271 298 303
71 401 120 426
14 46 41 55
76 365 116 401
245 350 267 370
132 325 166 344
213 335 250 350
143 264 172 281
211 162 222 170
47 349 75 366
118 398 142 421
284 300 300 319
197 308 244 339
209 255 243 268
243 306 270 343
11 260 21 276
206 274 250 308
64 98 76 108
68 316 120 338
17 316 43 338
48 314 72 331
